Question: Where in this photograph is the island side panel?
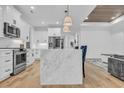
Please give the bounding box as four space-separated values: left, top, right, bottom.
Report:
40 49 83 85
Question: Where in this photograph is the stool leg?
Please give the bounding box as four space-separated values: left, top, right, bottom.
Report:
83 62 85 78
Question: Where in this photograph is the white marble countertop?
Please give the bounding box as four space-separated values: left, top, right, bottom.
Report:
40 49 83 85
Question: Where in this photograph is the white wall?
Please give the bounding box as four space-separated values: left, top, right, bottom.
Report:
110 21 124 54
80 21 124 58
80 26 112 58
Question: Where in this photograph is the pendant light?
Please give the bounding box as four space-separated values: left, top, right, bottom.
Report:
63 5 72 26
63 25 70 32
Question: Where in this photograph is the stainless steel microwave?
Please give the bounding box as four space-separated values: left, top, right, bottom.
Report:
4 22 20 38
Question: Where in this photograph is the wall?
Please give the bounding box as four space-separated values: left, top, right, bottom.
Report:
110 21 124 54
79 25 112 58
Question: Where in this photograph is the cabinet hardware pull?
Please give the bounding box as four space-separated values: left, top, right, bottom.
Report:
5 53 10 54
5 60 10 62
5 69 10 72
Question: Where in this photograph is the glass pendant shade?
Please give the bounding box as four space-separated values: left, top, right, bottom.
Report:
64 16 72 26
63 5 72 32
63 26 70 32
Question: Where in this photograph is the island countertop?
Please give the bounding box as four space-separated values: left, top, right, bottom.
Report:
40 49 83 85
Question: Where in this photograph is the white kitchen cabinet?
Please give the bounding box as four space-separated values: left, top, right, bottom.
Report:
48 28 61 36
3 6 21 27
0 5 21 38
20 20 30 42
0 6 4 37
0 5 30 42
0 49 13 81
3 6 13 24
34 31 48 43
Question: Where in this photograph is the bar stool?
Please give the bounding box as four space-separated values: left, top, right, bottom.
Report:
80 45 87 78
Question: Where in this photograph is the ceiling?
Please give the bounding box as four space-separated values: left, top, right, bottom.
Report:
84 5 124 22
14 5 95 33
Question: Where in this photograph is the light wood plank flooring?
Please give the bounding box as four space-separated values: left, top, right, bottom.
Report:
0 60 124 88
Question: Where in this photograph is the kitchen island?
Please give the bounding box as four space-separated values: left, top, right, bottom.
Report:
40 49 83 85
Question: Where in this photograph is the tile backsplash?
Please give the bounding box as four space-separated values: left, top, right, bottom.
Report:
0 38 23 48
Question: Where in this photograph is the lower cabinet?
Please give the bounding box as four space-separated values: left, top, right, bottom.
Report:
119 62 124 80
108 57 124 80
108 58 119 77
0 49 13 81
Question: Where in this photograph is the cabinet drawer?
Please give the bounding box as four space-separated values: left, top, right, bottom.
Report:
0 59 13 67
0 50 12 57
0 67 12 80
1 61 12 71
2 51 12 57
0 56 13 63
5 61 12 68
3 67 12 74
0 73 10 81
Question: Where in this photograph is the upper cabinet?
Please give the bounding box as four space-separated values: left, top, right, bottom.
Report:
34 31 48 43
0 5 30 42
0 6 21 38
20 20 30 42
3 6 21 27
48 28 61 36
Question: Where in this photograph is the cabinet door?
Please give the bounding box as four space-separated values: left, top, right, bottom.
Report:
48 28 61 36
112 61 119 76
0 50 13 81
0 65 12 81
3 6 21 26
0 6 3 37
20 21 30 42
110 58 119 77
11 6 21 27
108 58 112 73
3 6 13 24
118 61 124 80
108 58 119 76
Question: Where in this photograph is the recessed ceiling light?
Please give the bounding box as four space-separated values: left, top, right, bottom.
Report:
30 6 34 10
85 17 88 20
111 17 116 20
56 21 59 24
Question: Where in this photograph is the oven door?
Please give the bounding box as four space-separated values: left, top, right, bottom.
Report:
14 53 26 69
21 53 26 62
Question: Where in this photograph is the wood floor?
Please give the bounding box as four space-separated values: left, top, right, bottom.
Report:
0 60 124 88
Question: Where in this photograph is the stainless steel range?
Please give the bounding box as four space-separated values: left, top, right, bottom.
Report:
12 49 26 75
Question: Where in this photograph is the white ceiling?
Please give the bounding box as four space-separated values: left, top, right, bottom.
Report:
14 5 96 33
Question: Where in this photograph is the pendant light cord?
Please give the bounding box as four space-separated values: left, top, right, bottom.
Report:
65 5 69 16
67 5 69 16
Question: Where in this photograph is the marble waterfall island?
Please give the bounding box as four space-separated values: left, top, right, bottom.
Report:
40 49 83 85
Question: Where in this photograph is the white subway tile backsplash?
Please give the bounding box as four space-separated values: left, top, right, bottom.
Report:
0 38 22 48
